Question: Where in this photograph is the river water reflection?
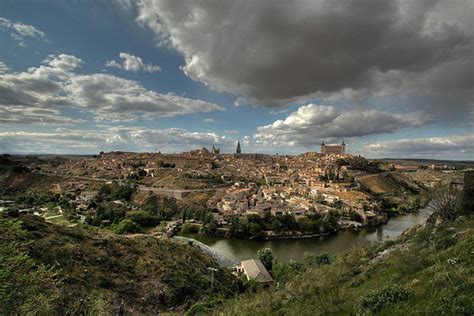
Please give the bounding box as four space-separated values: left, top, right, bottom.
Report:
183 205 433 262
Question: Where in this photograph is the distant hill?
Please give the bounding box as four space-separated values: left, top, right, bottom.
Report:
376 158 474 169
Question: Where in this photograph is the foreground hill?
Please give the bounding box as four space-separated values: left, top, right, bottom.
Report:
0 215 240 315
209 212 473 315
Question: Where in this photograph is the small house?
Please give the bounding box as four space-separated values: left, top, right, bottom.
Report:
236 259 273 284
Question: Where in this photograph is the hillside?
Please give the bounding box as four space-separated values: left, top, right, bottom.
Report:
357 172 417 194
210 213 474 315
0 215 240 315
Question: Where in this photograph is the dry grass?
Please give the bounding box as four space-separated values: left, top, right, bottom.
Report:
332 190 369 202
358 173 404 193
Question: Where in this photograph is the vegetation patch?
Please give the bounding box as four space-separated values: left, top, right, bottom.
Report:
361 284 414 312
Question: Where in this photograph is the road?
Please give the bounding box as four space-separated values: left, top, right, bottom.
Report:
136 184 232 199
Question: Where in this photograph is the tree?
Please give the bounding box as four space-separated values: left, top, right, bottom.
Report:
272 260 305 283
0 218 61 314
257 248 274 271
125 211 160 227
279 214 298 231
142 194 179 220
349 210 362 222
271 219 283 233
249 222 265 239
110 182 134 200
462 170 474 213
112 219 141 234
430 183 462 220
200 221 217 236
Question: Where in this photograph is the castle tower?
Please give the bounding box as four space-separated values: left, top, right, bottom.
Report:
320 141 325 154
236 141 241 154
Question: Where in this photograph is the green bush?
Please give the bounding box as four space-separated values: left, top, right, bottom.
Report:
272 260 305 283
349 210 362 222
0 218 61 314
125 211 160 227
361 285 414 312
306 252 331 267
257 248 274 271
112 219 141 234
433 232 457 250
181 223 199 234
185 297 223 316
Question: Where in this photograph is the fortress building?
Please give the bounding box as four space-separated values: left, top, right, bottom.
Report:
320 141 346 154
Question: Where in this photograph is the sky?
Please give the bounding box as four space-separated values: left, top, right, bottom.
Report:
0 0 472 159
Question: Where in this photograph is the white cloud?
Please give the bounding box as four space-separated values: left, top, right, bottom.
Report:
0 54 223 124
0 106 77 125
106 52 161 72
364 134 474 159
61 73 222 118
253 104 431 148
0 16 47 46
109 127 231 151
203 118 216 123
0 62 10 74
0 130 106 154
269 109 289 116
0 127 234 154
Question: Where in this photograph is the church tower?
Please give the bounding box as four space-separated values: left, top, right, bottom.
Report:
236 141 241 154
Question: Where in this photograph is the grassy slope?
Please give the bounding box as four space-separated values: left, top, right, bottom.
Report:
214 215 474 315
13 215 239 314
0 169 62 193
358 172 409 194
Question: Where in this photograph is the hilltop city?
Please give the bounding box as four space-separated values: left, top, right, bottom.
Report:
1 141 463 239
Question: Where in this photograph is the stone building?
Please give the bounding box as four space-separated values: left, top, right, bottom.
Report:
320 141 346 154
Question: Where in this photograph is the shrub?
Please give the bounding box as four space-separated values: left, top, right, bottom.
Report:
272 260 305 283
349 210 362 222
0 218 61 314
257 248 274 271
433 230 457 250
112 219 141 234
306 252 331 267
125 211 160 227
185 298 223 316
361 285 414 312
181 223 199 234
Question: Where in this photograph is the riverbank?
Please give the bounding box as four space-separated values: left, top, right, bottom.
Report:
181 204 433 262
209 213 474 315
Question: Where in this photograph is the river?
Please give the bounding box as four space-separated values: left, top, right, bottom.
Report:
180 204 433 263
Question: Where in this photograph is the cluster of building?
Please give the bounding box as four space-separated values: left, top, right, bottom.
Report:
197 141 387 226
22 141 386 225
16 141 395 227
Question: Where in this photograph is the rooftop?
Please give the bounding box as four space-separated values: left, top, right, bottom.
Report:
239 259 273 283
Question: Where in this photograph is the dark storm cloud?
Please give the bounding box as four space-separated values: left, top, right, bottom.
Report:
135 0 473 113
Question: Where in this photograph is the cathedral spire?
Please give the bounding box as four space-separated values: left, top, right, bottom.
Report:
236 140 241 154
